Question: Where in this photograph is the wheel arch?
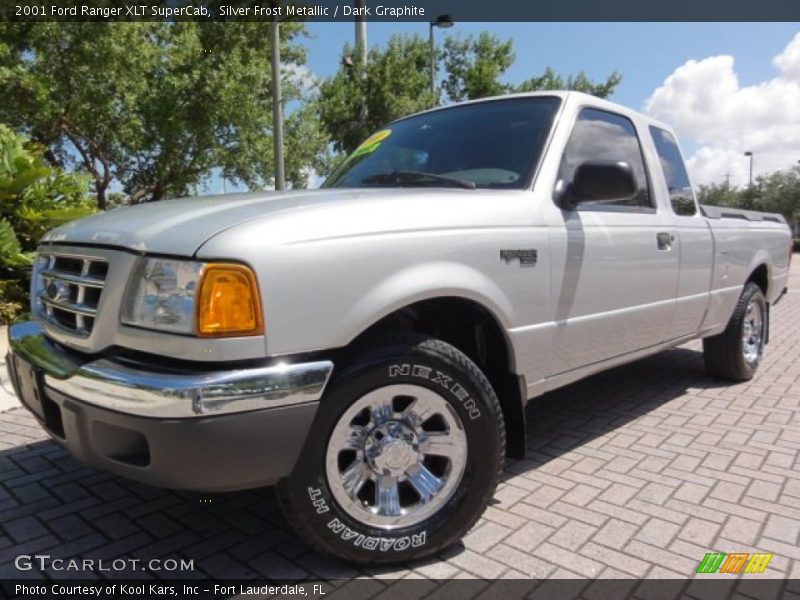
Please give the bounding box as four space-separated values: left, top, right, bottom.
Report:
346 295 527 459
745 262 770 343
746 262 769 296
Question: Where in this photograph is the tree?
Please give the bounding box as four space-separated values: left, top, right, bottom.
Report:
697 169 800 234
0 22 327 208
441 32 514 103
442 34 621 102
696 181 742 208
755 168 800 233
318 35 434 155
0 125 94 321
283 101 338 187
318 32 622 157
514 67 622 99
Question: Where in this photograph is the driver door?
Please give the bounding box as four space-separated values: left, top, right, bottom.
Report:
547 108 680 375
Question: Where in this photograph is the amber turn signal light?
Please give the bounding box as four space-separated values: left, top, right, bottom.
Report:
196 264 264 337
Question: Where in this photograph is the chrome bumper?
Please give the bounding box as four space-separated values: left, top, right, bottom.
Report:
8 321 334 419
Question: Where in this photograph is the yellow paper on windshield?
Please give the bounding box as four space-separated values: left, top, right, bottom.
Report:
352 129 391 158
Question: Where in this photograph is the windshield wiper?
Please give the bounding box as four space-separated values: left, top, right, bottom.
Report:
360 170 476 190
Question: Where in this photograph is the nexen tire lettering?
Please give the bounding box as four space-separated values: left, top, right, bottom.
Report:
388 363 481 419
327 518 427 550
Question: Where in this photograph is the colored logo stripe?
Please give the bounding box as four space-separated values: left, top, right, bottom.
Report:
720 553 749 574
697 552 726 573
696 552 773 574
745 553 774 574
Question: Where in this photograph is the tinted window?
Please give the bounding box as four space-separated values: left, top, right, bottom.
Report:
650 126 697 216
558 108 651 209
323 97 560 190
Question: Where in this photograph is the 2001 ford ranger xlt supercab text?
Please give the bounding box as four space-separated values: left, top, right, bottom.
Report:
7 92 792 563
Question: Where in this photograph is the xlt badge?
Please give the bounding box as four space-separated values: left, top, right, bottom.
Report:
500 249 538 267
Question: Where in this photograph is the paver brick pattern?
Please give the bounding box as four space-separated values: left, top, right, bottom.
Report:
1 289 799 581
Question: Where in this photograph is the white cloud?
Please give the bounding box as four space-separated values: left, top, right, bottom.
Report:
774 32 800 81
282 63 319 96
645 33 800 188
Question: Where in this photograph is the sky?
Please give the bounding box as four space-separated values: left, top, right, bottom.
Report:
298 22 800 190
218 22 800 193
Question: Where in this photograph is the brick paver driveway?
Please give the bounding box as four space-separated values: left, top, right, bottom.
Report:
1 276 799 582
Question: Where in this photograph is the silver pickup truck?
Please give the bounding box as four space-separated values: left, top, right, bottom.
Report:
7 92 791 563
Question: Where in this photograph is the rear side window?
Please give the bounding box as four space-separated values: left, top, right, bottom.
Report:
649 126 697 216
558 108 652 209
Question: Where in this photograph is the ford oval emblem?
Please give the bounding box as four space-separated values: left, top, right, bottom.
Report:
46 280 70 302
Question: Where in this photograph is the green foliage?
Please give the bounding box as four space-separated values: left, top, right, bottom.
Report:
442 34 621 103
514 67 622 99
0 218 22 266
753 168 800 228
0 124 94 322
284 102 339 187
794 239 800 253
441 33 515 103
0 22 328 207
695 181 742 208
318 31 622 157
697 167 800 233
318 35 434 155
0 278 26 324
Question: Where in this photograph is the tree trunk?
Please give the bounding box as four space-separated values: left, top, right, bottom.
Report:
96 185 107 211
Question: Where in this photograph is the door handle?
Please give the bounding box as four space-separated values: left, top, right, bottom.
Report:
657 232 674 251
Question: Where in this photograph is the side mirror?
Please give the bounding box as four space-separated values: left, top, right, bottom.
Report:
559 160 637 209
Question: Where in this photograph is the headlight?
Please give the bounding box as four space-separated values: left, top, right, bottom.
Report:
121 258 263 337
122 258 204 334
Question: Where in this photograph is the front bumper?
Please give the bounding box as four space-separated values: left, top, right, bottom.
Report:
6 321 333 491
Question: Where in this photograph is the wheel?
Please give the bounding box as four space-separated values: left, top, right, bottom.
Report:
277 335 505 564
703 282 767 381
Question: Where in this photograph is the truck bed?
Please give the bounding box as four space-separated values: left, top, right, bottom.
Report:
701 204 787 225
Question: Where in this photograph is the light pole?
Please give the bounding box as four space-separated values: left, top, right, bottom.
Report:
744 151 753 189
354 0 367 65
270 16 286 192
429 15 453 106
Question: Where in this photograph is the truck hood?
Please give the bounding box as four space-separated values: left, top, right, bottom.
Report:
43 188 522 255
42 190 358 255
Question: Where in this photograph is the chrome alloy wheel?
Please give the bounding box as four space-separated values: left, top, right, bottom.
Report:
741 299 764 366
325 384 467 529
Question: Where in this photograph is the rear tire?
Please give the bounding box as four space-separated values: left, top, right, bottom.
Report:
277 335 505 564
703 282 767 381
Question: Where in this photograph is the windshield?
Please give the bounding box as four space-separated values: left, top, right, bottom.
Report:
322 97 561 190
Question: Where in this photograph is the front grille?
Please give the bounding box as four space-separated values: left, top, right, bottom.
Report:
34 253 108 336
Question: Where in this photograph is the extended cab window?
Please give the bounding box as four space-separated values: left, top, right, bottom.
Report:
323 97 560 190
558 108 652 209
650 126 697 216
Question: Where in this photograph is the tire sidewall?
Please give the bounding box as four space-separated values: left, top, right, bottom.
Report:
281 339 502 563
737 283 767 375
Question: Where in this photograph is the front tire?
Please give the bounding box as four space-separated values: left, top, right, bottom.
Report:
703 282 767 381
277 335 505 564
